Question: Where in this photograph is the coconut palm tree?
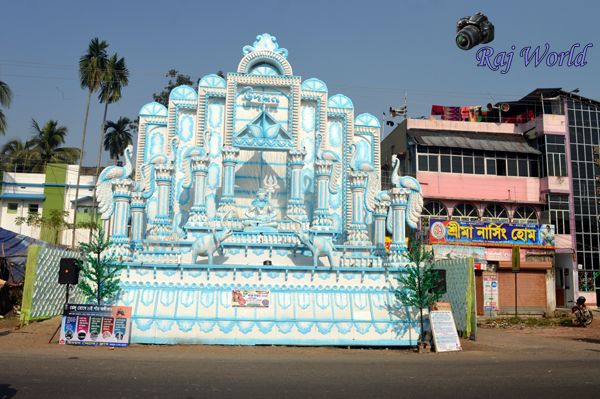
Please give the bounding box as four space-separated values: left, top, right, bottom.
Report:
89 53 129 237
103 117 133 163
29 119 80 170
0 79 12 134
72 38 108 248
0 138 36 172
96 53 129 164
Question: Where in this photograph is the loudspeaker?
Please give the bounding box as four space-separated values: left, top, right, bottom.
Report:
58 258 79 285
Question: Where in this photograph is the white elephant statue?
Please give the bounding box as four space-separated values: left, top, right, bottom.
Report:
295 231 336 267
191 229 233 265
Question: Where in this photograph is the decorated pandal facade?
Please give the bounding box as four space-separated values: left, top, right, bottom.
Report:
98 34 424 345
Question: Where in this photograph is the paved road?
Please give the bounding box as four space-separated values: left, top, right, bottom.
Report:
1 319 600 398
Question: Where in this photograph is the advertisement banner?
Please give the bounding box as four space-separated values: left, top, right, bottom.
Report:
232 290 270 308
482 274 499 312
59 304 132 346
432 244 486 261
429 219 555 248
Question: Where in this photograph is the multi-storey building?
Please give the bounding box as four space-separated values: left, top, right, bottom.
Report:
382 88 600 312
0 164 98 246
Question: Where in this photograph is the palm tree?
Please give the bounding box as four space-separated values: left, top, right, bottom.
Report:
103 117 133 163
72 38 108 248
0 79 12 134
29 119 80 170
1 138 35 172
89 53 129 238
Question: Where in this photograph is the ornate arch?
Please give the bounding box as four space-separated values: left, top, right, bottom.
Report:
237 50 293 76
513 206 538 223
452 203 479 220
482 204 509 222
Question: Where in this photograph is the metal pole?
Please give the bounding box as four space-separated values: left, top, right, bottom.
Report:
514 273 518 317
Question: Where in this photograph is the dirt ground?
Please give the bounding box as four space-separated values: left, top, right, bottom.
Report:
1 311 599 356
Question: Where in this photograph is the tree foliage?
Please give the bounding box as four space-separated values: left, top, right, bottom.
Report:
0 79 12 135
0 120 80 172
395 239 444 335
103 117 132 162
15 210 72 244
77 226 123 305
152 69 195 106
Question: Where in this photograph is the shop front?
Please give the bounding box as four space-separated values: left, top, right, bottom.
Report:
430 219 556 316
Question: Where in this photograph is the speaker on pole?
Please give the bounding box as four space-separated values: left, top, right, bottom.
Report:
58 258 79 285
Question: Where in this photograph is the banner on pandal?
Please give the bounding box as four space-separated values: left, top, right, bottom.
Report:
232 290 270 308
429 219 555 249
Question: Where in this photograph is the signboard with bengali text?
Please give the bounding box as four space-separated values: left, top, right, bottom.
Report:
59 304 132 347
232 290 270 308
430 310 462 352
429 219 555 249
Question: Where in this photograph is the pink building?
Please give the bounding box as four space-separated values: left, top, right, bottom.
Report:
381 89 593 314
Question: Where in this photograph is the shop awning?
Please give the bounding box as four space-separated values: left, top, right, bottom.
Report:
409 129 541 154
498 261 552 270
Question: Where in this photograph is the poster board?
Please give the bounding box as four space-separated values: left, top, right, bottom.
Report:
483 274 499 313
59 304 132 347
232 290 270 308
429 310 462 352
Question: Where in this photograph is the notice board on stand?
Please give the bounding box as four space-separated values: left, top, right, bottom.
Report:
429 310 462 352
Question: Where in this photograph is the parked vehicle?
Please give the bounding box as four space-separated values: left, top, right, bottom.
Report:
572 296 593 327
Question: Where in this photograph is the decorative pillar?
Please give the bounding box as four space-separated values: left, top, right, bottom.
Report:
386 187 410 267
150 163 174 238
130 192 145 250
311 159 334 230
286 148 308 222
217 147 240 220
185 154 210 230
345 171 371 245
110 178 133 259
373 200 390 255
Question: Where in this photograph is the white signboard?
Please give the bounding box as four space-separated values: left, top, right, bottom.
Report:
429 310 462 352
483 274 499 312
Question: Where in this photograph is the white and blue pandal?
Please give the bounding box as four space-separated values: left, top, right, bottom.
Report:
97 34 424 345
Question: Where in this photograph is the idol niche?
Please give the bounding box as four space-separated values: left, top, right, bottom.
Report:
476 43 593 74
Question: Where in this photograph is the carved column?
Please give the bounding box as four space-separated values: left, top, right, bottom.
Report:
110 178 133 259
150 163 174 238
286 148 308 222
386 187 410 266
311 159 334 230
373 200 390 255
345 171 371 245
217 146 240 219
130 192 145 250
185 154 211 230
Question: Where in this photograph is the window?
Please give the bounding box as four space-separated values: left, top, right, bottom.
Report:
578 271 596 292
451 155 462 173
513 206 538 224
496 159 506 176
421 201 449 220
418 154 428 171
441 155 451 172
28 204 39 214
482 204 509 222
474 156 485 174
452 203 479 220
540 135 567 177
7 203 18 214
486 159 496 175
507 158 517 176
546 194 570 234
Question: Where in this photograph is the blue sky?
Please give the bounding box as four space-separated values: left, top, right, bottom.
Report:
1 0 598 164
